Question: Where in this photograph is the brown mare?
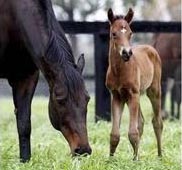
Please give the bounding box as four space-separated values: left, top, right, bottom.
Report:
153 33 181 119
106 8 163 160
0 0 91 162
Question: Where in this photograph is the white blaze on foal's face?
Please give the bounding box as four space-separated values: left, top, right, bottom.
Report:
118 27 131 56
120 28 127 34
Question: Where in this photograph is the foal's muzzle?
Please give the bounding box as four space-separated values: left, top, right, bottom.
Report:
120 47 133 62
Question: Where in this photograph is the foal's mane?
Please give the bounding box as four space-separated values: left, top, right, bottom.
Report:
112 15 124 22
39 0 85 99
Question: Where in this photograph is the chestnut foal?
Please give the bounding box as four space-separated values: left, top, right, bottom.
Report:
106 8 163 160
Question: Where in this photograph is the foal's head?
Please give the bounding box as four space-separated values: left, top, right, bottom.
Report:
108 8 134 62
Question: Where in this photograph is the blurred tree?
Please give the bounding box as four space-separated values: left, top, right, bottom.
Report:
53 0 113 20
123 0 137 7
52 0 112 55
167 0 181 21
122 0 180 21
52 0 180 55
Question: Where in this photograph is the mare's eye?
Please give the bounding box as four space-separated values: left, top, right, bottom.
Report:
86 95 90 102
56 98 67 105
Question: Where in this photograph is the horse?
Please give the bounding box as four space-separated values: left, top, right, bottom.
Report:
105 8 163 160
153 33 181 119
0 0 91 162
171 65 181 120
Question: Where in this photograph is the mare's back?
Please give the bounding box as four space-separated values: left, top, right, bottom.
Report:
153 33 181 78
154 33 181 60
0 0 38 78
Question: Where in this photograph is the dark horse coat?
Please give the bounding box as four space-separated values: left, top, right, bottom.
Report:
0 0 91 162
153 33 181 119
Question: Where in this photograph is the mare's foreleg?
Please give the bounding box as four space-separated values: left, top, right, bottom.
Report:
8 71 39 162
176 102 181 119
170 87 175 119
161 81 168 119
110 91 124 156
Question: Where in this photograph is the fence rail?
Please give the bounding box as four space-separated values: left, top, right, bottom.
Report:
60 21 181 34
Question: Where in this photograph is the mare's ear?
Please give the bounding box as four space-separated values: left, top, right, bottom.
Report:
53 84 68 101
124 8 134 24
108 8 114 24
77 53 85 74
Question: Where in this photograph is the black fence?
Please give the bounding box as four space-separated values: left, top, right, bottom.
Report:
60 21 180 34
60 21 181 122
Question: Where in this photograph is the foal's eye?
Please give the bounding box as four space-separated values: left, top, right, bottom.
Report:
129 32 133 37
112 32 117 38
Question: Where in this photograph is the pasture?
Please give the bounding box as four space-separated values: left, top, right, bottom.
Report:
0 95 181 170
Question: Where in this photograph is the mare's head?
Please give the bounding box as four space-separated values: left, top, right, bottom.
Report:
47 53 91 156
108 8 134 62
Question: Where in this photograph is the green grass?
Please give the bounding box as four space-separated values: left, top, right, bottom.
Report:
0 95 181 170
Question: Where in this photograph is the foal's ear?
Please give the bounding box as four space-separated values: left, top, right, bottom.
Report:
124 8 134 24
108 8 114 24
77 53 85 74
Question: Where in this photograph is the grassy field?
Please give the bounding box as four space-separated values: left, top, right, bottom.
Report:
0 95 181 170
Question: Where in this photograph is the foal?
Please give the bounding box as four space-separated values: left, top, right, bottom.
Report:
106 8 163 160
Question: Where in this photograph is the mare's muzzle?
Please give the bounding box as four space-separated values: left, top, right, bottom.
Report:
120 47 133 62
74 145 92 156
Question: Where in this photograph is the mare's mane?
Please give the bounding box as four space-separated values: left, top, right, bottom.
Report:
38 0 85 100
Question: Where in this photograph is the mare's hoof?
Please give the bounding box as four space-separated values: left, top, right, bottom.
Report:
161 110 169 120
20 158 30 163
133 155 139 161
109 153 114 157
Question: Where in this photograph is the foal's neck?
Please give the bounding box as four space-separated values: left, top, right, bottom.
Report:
109 43 127 75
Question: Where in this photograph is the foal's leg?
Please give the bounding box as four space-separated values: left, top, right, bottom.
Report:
138 105 144 138
127 93 140 160
110 91 124 156
147 85 163 157
8 71 39 162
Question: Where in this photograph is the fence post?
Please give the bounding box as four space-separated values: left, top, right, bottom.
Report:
94 33 111 122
